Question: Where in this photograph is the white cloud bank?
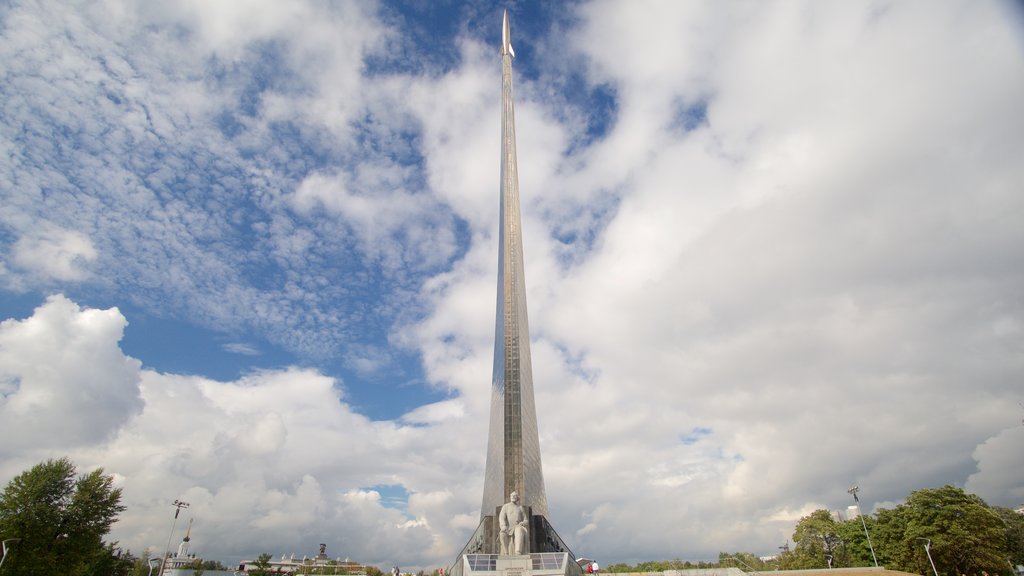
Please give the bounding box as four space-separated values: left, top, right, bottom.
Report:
1 0 1023 570
0 297 480 567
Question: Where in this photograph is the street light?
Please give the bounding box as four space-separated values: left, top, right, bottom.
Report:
848 486 879 567
1 538 21 570
917 538 939 576
148 557 163 576
158 499 189 576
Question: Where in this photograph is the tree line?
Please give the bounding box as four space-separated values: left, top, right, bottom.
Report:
0 458 231 576
605 486 1023 576
767 485 1023 576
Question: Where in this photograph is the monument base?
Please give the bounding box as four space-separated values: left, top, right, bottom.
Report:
448 512 582 576
455 553 579 576
498 555 532 576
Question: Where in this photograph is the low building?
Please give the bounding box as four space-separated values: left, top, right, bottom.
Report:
238 544 365 574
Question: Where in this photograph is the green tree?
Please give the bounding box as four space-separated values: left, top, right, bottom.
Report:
834 514 876 567
871 485 1011 576
200 559 229 570
873 505 911 569
718 551 769 572
249 552 274 576
902 486 1008 576
788 509 844 569
127 549 153 576
0 457 126 576
993 506 1024 569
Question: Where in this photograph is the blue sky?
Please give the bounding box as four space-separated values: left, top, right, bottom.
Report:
2 0 1024 570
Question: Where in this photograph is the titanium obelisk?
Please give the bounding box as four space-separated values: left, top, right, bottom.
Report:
480 7 548 522
449 13 580 576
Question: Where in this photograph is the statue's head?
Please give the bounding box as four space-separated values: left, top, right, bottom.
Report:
510 491 519 503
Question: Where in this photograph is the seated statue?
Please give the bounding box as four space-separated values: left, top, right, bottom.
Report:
498 491 529 555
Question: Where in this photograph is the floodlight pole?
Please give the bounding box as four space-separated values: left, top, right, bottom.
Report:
158 499 189 576
848 486 879 567
917 538 939 576
1 538 21 570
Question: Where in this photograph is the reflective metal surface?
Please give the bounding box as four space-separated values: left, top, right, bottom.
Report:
480 8 548 521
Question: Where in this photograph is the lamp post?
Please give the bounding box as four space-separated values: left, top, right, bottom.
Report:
917 538 939 576
158 499 189 576
1 538 21 570
848 486 879 567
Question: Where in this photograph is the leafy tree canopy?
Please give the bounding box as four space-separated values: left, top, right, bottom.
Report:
0 457 127 576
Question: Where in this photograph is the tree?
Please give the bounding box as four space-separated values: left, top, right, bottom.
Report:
249 552 274 576
0 457 126 576
200 559 229 570
902 485 1008 576
871 485 1012 576
834 513 876 567
993 506 1024 569
718 551 770 572
788 509 845 569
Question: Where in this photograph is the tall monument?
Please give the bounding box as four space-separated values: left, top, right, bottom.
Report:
449 11 580 576
481 5 548 522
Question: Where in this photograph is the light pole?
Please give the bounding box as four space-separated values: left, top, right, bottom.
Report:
148 557 163 576
1 538 21 570
158 499 189 576
917 538 939 576
848 486 879 567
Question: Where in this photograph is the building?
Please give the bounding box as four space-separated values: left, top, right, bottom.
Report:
238 544 366 574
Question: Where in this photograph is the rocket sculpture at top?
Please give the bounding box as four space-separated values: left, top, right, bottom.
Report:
480 9 549 522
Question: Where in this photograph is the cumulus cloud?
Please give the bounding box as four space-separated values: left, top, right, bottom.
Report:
0 295 142 454
407 0 1024 561
965 426 1024 505
0 296 483 567
1 0 1023 570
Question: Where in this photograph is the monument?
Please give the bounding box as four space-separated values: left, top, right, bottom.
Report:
448 11 582 576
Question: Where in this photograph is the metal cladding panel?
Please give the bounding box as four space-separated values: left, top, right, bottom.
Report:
480 14 548 520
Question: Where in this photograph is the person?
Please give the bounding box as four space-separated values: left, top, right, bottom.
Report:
498 491 529 555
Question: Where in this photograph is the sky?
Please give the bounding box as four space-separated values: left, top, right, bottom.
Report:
1 0 1023 570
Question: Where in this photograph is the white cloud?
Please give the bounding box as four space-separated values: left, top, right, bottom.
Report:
224 342 261 356
0 295 142 454
0 296 485 567
11 225 97 282
1 0 1023 570
965 426 1024 505
408 0 1024 562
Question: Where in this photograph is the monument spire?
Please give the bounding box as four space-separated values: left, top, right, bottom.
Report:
449 13 579 573
481 7 548 520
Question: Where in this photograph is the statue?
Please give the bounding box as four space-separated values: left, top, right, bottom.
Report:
498 491 529 555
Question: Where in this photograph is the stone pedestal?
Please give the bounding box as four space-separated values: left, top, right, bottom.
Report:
496 556 532 576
